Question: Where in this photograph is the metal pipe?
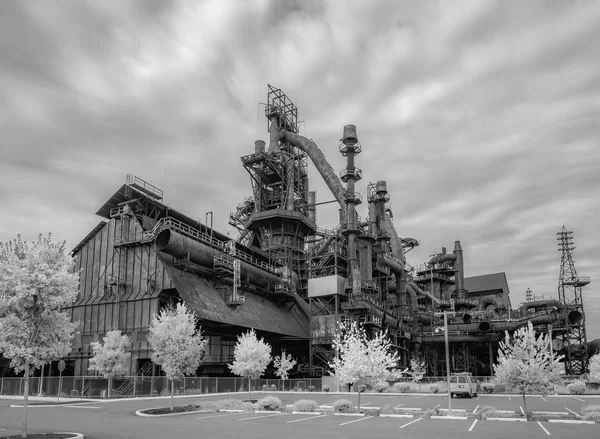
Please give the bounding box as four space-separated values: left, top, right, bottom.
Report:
519 300 561 313
444 311 451 413
279 130 347 210
155 229 282 290
453 241 464 292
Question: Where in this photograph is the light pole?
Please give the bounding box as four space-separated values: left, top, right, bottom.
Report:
435 310 455 413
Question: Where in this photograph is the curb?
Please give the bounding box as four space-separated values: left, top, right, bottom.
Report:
548 419 596 424
533 411 568 415
485 417 527 422
380 414 414 418
56 433 84 439
135 408 213 417
218 409 244 413
254 410 282 414
431 415 468 420
291 411 322 415
333 413 364 417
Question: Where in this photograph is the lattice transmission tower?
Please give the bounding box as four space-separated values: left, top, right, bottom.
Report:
557 226 590 374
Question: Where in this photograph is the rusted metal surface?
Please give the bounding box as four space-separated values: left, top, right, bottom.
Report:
159 255 309 338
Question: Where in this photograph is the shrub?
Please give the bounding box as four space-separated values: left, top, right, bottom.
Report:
256 395 282 411
332 399 354 413
567 381 587 395
393 382 411 393
262 384 269 391
481 383 495 394
292 399 318 412
270 384 277 391
358 384 367 393
493 384 506 394
381 404 395 414
216 398 256 412
322 385 330 392
375 382 390 393
308 385 316 392
429 384 439 393
479 405 497 420
582 405 600 421
422 408 437 418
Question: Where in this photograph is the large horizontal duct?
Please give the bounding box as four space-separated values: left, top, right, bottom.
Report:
420 334 504 343
155 229 282 290
519 300 561 313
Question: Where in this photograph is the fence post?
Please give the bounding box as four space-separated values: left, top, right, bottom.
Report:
82 375 85 397
183 376 186 394
133 375 137 398
216 376 218 394
0 377 3 395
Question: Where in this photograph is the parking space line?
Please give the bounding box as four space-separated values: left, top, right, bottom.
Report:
468 419 477 432
434 404 440 408
564 407 581 418
399 418 422 429
339 416 372 426
238 413 284 421
540 396 547 402
63 405 100 409
415 395 427 399
195 413 240 420
573 397 585 402
537 421 551 435
362 402 372 406
508 396 512 401
394 403 405 409
476 395 480 400
286 414 327 424
473 405 479 414
519 406 524 415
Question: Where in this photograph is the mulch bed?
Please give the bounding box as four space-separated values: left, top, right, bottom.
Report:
143 404 203 415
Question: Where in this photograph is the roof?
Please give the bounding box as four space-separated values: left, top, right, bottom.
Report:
464 272 510 296
159 254 310 338
70 221 107 256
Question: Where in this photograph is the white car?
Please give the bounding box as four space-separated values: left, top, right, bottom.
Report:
450 373 477 398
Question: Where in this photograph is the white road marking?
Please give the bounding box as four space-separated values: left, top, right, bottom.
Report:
394 403 405 409
361 402 372 406
537 421 551 435
564 407 581 418
195 413 240 420
573 397 585 402
434 404 440 408
415 395 427 399
238 413 284 421
476 395 480 400
339 416 372 426
519 406 524 415
286 414 327 424
63 405 100 409
508 396 512 401
468 419 478 432
399 418 422 429
473 405 479 414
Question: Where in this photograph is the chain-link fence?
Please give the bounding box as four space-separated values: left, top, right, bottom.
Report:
0 376 326 398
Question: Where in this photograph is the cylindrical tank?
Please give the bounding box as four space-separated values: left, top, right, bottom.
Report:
568 310 583 325
155 229 282 290
588 339 600 356
341 124 358 144
255 140 266 154
552 338 565 351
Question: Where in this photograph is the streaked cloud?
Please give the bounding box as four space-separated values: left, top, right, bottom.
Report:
1 0 598 338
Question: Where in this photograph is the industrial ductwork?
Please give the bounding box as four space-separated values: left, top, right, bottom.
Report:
155 229 284 290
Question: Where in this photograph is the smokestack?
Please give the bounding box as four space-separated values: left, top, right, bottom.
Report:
454 240 465 293
255 140 266 154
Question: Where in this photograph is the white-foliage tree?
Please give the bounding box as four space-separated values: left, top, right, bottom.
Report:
493 321 563 416
330 320 398 410
589 353 600 382
0 234 79 438
409 357 426 390
273 350 296 390
88 330 131 399
147 302 207 410
228 329 272 395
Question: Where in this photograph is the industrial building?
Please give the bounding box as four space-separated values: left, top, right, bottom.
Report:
2 85 592 384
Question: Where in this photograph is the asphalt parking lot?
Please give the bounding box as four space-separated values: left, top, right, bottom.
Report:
1 392 598 439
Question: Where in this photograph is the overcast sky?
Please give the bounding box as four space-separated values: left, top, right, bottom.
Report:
1 0 598 339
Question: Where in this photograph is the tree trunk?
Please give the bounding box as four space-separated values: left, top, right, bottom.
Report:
170 379 174 411
521 391 528 419
22 362 29 439
357 382 361 412
108 376 112 399
248 376 251 397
